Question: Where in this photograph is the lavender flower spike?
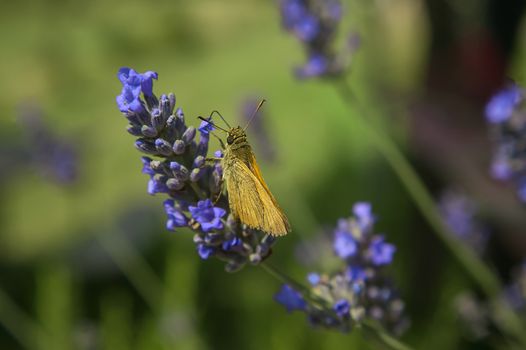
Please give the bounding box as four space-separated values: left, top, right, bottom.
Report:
279 0 357 79
485 83 526 203
115 67 277 272
275 203 408 335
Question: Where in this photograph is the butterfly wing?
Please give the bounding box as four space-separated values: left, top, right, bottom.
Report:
224 156 290 236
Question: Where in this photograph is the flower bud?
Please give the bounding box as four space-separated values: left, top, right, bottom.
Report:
172 140 185 155
155 138 173 156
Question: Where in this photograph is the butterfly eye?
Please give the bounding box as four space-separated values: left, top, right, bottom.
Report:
227 135 234 144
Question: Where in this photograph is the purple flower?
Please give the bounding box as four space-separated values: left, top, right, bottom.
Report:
294 15 319 41
333 230 357 259
333 299 351 318
222 237 242 251
485 84 522 123
296 55 328 79
274 285 306 312
490 158 512 180
147 177 168 195
116 84 144 113
117 67 158 97
279 0 349 79
369 236 396 266
197 244 214 260
353 202 374 230
307 272 321 285
141 157 155 175
189 199 226 233
346 266 367 282
518 178 526 202
164 200 188 230
198 117 215 134
439 191 489 254
281 0 306 29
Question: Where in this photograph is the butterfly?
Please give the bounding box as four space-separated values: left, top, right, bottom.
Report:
199 100 291 236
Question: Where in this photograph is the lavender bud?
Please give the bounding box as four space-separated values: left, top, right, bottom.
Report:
127 124 142 136
164 115 177 141
159 94 172 122
175 108 185 133
169 161 189 181
193 234 204 244
168 93 176 112
226 215 237 232
144 94 159 111
155 138 173 156
166 177 184 191
172 140 186 155
135 139 157 154
193 155 205 168
182 126 196 143
204 233 224 245
141 125 158 137
150 160 163 171
196 133 209 156
124 112 141 125
151 108 164 131
137 109 151 125
209 170 222 194
249 253 262 264
190 168 204 182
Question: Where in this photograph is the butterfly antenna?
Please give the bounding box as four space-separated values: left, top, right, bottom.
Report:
197 116 228 133
210 110 232 129
244 99 266 131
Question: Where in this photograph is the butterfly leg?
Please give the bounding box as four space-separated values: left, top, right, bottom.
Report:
212 177 225 205
205 157 222 163
210 132 226 150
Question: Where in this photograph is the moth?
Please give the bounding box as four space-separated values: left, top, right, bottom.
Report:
199 100 291 236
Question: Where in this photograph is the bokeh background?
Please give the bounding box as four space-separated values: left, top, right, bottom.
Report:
1 0 525 349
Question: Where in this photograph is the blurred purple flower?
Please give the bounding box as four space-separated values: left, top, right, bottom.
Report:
276 203 407 334
485 84 521 124
274 285 307 312
439 191 489 255
279 0 355 79
334 230 357 259
369 236 396 266
333 299 351 318
17 104 79 185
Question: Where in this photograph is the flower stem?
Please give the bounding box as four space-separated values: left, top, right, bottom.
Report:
362 321 413 350
0 288 45 349
333 79 526 344
97 228 164 312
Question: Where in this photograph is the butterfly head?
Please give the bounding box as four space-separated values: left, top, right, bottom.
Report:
227 127 247 145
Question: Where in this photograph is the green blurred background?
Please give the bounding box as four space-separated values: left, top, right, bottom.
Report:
0 0 524 349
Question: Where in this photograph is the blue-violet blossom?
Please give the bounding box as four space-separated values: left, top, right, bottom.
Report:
485 83 526 203
279 0 359 79
438 191 489 255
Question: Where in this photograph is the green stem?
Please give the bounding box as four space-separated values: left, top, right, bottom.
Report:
0 288 45 349
333 79 526 344
97 230 164 312
260 262 309 294
362 321 413 350
260 262 414 350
